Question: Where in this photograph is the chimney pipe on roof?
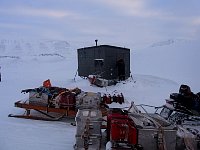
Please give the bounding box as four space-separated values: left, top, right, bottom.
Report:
95 39 98 46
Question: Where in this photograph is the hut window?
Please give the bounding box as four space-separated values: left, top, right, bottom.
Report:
94 59 104 67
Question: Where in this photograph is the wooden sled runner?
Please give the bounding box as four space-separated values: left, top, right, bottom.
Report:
8 100 77 121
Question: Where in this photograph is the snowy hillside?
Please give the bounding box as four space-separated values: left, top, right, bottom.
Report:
133 39 200 92
0 38 199 150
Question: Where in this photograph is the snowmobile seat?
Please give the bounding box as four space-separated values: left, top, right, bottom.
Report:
170 93 196 112
179 84 191 95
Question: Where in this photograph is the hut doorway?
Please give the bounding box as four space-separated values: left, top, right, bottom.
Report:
116 59 125 81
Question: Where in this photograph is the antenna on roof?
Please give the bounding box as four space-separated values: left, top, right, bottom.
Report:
95 39 98 46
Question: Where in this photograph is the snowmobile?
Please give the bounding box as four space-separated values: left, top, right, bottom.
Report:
160 84 200 120
160 84 200 150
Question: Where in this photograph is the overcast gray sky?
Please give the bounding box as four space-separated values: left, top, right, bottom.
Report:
0 0 200 46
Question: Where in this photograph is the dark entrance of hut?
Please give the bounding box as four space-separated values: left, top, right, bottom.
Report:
116 59 125 81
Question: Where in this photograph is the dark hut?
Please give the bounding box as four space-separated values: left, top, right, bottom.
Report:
77 43 130 80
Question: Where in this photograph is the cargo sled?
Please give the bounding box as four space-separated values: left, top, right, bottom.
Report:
88 75 117 87
8 85 81 121
74 92 103 150
9 82 109 121
106 98 200 150
106 104 177 150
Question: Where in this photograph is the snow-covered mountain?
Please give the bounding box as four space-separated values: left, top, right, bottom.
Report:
0 38 199 150
0 39 70 55
0 39 73 64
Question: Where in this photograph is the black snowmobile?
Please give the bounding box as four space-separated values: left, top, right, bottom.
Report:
160 84 200 120
160 85 200 150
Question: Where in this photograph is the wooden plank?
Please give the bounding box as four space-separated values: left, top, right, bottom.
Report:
14 101 76 117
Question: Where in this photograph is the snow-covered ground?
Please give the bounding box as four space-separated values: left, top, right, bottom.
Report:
0 38 199 150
